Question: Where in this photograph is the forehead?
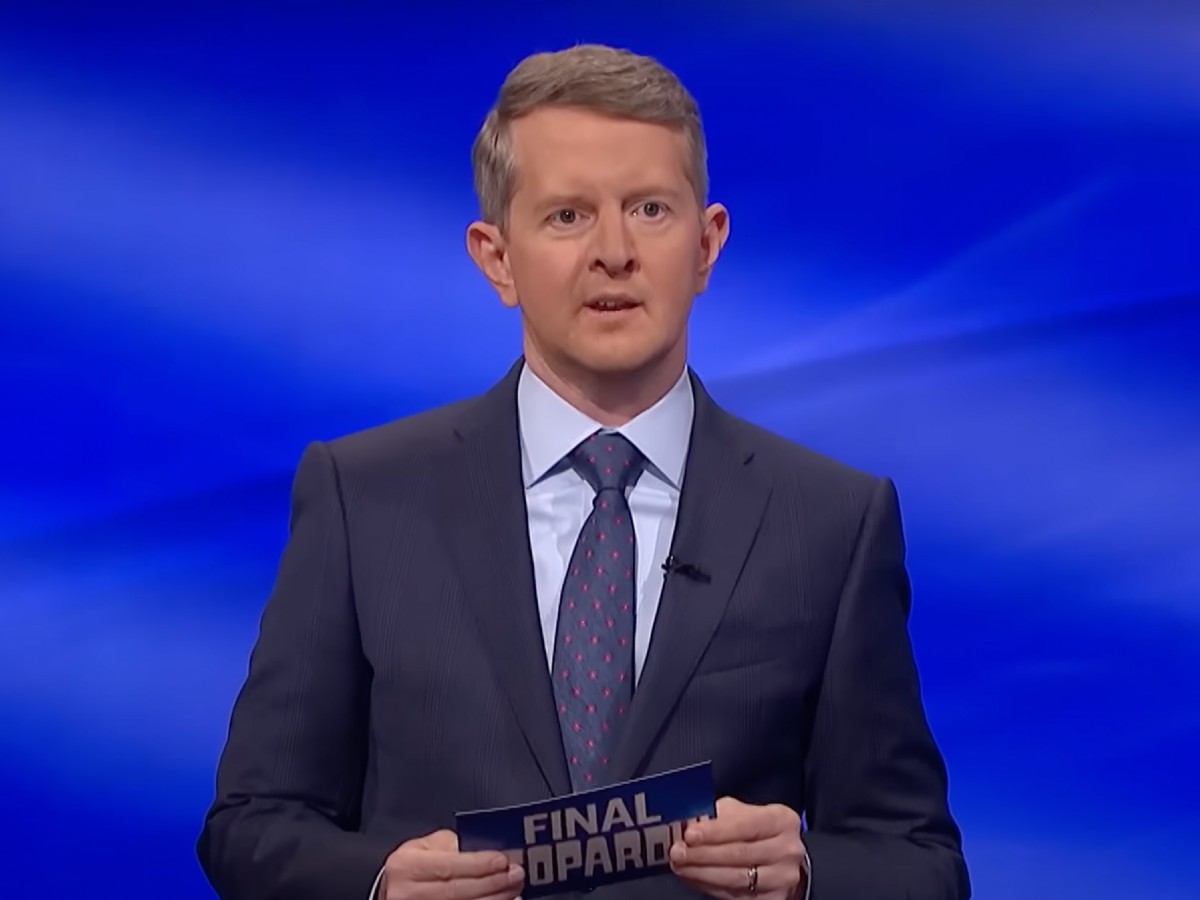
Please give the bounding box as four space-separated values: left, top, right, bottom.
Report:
508 106 692 197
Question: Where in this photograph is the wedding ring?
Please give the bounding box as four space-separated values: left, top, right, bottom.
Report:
747 864 759 894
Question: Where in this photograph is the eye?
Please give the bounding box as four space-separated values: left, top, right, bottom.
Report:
635 201 667 219
550 209 580 225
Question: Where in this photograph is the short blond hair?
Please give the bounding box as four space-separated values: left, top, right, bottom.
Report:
471 44 708 226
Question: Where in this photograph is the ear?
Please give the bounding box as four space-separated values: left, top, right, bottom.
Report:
466 220 519 308
695 203 730 294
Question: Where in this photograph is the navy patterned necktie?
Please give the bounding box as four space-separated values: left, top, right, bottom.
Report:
551 431 645 791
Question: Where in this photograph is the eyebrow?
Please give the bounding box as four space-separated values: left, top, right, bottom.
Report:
531 194 592 214
531 186 687 213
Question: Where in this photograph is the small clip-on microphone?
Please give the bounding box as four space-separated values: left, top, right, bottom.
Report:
662 555 712 584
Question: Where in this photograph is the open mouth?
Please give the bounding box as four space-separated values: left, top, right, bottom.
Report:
585 297 640 312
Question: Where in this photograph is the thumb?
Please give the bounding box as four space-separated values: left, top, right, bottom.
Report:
715 796 748 816
411 829 459 852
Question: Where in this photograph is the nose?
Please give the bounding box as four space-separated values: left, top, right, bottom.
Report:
589 208 637 277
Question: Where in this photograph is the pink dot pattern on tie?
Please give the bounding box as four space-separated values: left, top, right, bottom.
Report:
551 430 643 791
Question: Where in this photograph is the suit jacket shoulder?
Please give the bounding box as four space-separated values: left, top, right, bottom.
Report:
324 394 477 473
708 402 888 521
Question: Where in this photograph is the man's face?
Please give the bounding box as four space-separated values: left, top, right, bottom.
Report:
469 106 729 387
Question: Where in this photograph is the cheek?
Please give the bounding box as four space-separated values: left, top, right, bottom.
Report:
642 236 702 305
511 246 584 306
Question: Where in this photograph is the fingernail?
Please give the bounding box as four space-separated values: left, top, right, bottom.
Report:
509 865 525 884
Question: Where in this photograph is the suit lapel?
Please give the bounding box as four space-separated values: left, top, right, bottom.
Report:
608 373 771 783
437 362 572 797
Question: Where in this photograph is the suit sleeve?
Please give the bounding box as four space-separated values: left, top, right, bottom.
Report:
802 478 970 900
197 442 396 900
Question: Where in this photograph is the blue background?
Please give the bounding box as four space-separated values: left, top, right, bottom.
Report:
1 2 1198 898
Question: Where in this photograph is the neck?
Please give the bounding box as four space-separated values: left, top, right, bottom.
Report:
522 344 685 428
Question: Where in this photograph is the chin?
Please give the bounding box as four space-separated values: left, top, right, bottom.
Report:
570 342 674 379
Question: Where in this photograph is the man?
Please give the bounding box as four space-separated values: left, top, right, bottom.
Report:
198 45 969 900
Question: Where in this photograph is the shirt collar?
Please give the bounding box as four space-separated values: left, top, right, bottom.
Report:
517 363 694 490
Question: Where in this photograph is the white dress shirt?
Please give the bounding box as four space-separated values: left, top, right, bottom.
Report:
369 367 692 899
370 367 810 898
517 363 693 681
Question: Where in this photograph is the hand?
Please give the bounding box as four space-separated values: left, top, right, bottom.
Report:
380 829 525 900
669 797 807 900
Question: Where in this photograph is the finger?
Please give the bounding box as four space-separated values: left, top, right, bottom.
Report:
715 796 747 815
404 850 512 881
407 830 459 852
470 883 525 900
672 861 795 898
441 864 525 899
671 866 739 900
670 835 786 868
685 803 799 845
382 868 523 900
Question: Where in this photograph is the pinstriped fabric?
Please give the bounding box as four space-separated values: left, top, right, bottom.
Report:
199 363 967 900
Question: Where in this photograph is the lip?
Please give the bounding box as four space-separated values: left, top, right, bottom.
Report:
584 294 642 311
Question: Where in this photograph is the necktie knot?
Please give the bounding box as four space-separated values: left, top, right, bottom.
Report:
569 432 644 494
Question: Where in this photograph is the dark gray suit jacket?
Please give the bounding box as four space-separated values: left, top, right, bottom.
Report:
198 362 969 900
